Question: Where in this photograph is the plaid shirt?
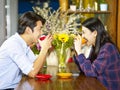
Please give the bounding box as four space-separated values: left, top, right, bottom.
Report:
74 43 120 90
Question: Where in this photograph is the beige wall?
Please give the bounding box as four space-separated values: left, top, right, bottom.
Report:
0 0 18 46
6 0 18 37
0 0 6 46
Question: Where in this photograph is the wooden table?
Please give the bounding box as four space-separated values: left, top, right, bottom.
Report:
15 63 107 90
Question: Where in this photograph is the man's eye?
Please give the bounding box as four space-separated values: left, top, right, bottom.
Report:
40 27 43 30
82 31 84 34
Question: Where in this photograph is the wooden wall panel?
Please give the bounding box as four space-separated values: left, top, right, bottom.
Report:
117 0 120 50
106 0 117 44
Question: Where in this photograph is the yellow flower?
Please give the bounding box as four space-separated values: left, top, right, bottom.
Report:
53 34 58 39
58 33 69 43
70 34 76 38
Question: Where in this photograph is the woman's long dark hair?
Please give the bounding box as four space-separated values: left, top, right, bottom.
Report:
82 17 114 62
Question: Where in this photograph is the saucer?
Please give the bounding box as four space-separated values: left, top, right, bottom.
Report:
35 74 52 80
57 73 72 78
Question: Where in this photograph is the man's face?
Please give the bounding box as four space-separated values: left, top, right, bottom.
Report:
32 21 43 43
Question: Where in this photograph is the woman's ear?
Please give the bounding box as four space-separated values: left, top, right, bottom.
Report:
93 30 97 37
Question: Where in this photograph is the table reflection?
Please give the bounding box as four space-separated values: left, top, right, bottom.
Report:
15 63 106 90
45 66 59 76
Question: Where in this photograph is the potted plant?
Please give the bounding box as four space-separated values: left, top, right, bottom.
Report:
99 0 108 11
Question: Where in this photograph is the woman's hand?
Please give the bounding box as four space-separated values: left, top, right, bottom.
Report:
74 35 82 55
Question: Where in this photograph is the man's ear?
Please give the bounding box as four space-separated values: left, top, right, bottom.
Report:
25 26 32 34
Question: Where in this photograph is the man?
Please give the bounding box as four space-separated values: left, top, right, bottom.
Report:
0 11 52 89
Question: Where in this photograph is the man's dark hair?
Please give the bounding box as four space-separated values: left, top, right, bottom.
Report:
17 11 46 34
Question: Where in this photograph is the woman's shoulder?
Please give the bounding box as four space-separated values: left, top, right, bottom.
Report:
104 42 115 47
102 42 119 53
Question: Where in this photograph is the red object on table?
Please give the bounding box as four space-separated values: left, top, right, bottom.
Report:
35 74 52 80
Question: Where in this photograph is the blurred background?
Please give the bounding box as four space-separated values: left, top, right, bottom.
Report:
0 0 119 49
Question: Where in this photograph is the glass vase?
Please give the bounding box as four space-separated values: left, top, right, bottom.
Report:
56 49 66 68
56 44 70 69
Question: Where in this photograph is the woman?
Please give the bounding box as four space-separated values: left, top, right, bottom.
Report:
74 17 120 90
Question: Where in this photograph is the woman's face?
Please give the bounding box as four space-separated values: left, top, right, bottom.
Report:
82 26 97 46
